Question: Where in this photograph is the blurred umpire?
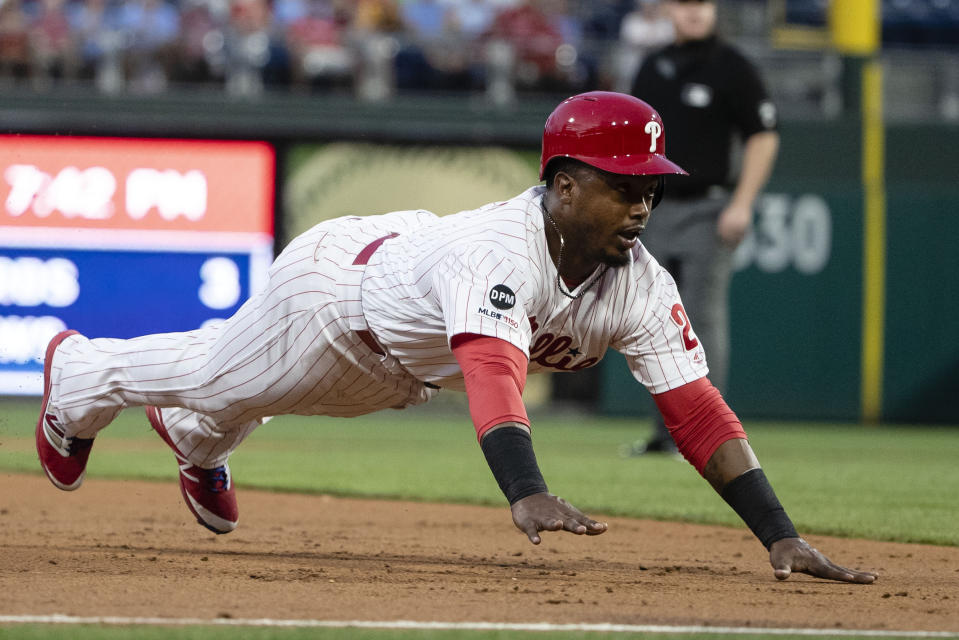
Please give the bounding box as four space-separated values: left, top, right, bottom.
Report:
626 0 779 456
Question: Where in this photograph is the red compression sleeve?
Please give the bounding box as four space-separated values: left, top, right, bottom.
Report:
451 333 529 442
652 377 747 475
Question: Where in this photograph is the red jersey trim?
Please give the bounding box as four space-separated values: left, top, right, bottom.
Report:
653 377 747 474
451 333 530 442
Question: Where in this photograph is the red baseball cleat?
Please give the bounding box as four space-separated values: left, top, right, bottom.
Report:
36 330 94 491
145 405 238 534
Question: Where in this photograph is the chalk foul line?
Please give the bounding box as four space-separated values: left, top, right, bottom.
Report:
0 615 957 638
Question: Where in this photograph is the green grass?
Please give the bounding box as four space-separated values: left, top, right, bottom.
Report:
1 398 957 546
3 397 957 639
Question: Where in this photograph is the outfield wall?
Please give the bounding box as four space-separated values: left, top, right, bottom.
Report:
604 121 959 423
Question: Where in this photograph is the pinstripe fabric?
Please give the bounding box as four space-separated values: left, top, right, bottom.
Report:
45 188 707 468
48 213 438 467
363 187 708 393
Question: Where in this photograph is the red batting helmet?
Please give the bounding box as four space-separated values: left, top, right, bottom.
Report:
540 91 688 181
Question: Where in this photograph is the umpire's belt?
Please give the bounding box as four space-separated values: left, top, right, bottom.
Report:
346 232 398 356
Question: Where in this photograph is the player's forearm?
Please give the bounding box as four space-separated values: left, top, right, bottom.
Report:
706 440 799 549
702 438 760 493
483 421 530 436
451 334 547 502
652 377 747 477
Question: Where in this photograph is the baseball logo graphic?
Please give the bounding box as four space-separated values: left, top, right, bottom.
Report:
644 120 662 152
489 284 516 310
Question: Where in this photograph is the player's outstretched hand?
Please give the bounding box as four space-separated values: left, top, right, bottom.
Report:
769 537 878 584
510 492 608 544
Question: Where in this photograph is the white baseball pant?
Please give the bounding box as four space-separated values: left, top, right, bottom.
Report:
48 215 435 468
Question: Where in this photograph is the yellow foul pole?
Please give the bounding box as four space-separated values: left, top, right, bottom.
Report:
830 0 880 54
830 0 885 423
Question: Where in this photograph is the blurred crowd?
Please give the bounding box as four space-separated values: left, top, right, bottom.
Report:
0 0 677 98
1 0 956 100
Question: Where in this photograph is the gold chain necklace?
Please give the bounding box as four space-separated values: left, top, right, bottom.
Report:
541 198 608 300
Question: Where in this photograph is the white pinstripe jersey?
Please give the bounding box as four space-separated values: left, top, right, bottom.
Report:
361 186 709 394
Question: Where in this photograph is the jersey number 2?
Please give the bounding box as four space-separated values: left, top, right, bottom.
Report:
670 303 700 352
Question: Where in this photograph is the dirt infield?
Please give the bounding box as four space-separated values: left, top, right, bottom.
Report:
2 472 957 632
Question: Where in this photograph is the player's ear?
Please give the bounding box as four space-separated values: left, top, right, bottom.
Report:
553 170 576 204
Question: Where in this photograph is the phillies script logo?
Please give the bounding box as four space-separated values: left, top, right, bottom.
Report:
528 316 598 371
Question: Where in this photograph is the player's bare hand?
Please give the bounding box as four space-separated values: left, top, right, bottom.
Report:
769 537 878 584
510 492 608 544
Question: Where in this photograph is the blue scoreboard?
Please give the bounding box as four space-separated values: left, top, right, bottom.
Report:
0 136 275 395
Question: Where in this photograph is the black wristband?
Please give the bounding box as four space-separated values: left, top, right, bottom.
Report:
480 427 548 505
720 468 799 549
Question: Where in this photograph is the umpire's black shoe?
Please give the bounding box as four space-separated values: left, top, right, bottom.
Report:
620 436 681 458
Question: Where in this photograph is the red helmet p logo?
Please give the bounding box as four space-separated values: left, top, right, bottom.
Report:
539 91 688 180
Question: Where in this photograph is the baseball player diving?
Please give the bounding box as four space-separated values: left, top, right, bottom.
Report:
36 91 876 584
